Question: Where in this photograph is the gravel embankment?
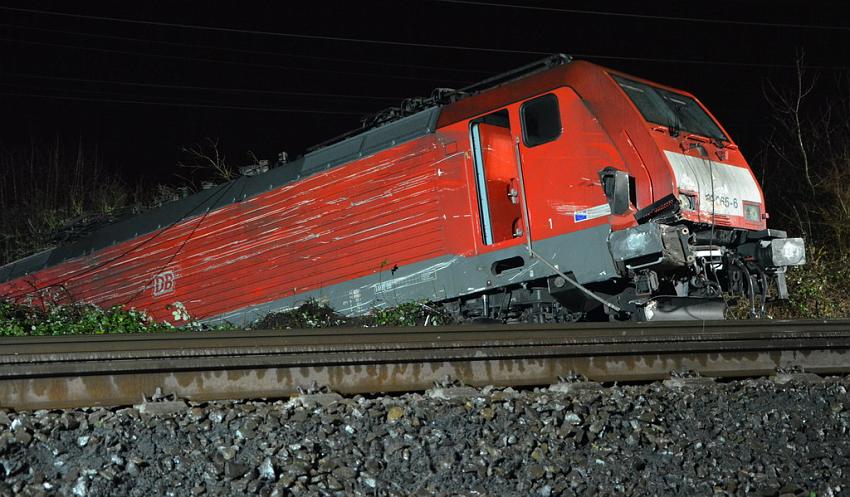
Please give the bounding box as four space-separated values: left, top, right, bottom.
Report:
2 377 849 497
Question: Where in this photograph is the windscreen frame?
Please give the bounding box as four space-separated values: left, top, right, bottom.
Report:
611 74 728 142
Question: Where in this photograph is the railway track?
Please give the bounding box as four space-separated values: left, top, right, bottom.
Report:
2 319 850 410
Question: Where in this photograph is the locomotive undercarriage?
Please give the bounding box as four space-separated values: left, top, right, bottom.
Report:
448 223 806 323
606 223 805 321
448 284 581 324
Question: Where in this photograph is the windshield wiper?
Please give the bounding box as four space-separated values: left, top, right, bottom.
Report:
667 121 681 137
664 98 684 138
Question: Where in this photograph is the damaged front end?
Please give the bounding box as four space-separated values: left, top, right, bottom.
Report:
608 219 806 321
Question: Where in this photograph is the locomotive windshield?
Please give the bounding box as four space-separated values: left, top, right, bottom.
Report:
612 75 727 141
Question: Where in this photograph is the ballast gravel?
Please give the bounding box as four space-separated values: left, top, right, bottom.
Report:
2 377 850 497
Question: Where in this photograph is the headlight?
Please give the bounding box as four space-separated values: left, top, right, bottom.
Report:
744 203 761 222
771 238 806 266
738 236 806 267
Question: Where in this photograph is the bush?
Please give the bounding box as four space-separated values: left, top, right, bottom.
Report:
0 300 177 336
0 298 455 337
772 245 850 319
758 58 850 318
370 301 453 327
0 137 237 267
253 300 351 329
254 300 453 330
0 139 137 266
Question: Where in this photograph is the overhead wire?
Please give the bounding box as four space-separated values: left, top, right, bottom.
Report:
0 38 475 83
431 0 850 32
0 81 377 111
1 73 405 102
2 28 847 72
0 22 493 75
0 91 366 114
2 5 849 70
0 6 546 55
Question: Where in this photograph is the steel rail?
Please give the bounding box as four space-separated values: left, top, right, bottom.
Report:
1 319 850 410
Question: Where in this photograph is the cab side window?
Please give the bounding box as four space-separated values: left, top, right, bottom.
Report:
521 93 562 147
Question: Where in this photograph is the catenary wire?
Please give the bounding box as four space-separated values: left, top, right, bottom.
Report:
3 34 848 72
1 73 405 101
121 180 241 308
0 6 547 55
0 91 366 114
0 39 475 83
431 0 850 32
0 82 382 110
0 23 493 75
2 4 849 69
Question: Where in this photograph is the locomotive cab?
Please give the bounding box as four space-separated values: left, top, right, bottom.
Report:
592 68 806 319
434 56 806 322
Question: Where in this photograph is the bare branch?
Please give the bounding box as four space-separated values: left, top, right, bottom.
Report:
177 137 235 185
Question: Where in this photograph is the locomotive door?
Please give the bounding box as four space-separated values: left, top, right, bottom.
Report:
469 110 524 246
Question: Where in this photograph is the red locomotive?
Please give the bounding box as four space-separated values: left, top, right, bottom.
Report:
0 55 806 323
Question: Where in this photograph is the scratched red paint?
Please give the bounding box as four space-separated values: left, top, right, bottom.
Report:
0 61 765 322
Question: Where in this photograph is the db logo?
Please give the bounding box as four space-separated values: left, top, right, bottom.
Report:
152 271 176 297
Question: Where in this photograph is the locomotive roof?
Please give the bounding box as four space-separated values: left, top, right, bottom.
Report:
0 55 575 283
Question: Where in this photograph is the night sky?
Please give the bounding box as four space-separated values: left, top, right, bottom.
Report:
1 1 849 183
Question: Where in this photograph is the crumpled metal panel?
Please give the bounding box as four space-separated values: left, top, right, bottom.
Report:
609 222 665 262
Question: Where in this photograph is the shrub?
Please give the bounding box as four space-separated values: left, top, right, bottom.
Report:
253 300 350 329
254 299 453 330
0 300 177 336
772 245 850 319
370 301 453 327
0 139 136 266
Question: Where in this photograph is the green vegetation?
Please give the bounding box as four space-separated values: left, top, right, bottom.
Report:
775 247 850 319
0 300 177 336
757 58 850 319
370 301 453 326
0 138 237 267
252 299 453 330
252 300 351 329
0 299 248 336
0 139 136 266
0 298 453 336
